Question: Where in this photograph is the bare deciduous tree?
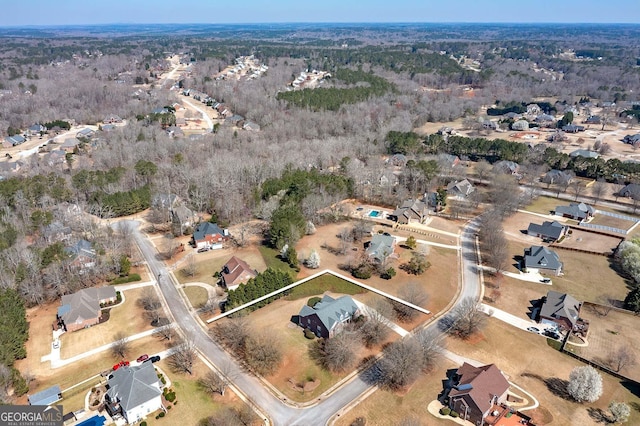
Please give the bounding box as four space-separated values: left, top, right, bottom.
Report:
590 179 608 205
393 283 429 322
609 345 637 373
111 331 130 359
154 324 174 342
310 331 359 373
359 298 394 348
199 362 237 396
376 337 424 390
170 338 197 375
183 253 198 277
443 297 486 339
244 331 282 376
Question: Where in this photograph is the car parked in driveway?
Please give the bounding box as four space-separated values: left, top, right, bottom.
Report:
136 354 149 363
197 247 209 253
144 355 161 363
544 329 561 339
526 326 541 334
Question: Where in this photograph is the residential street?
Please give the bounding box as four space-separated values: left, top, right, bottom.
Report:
126 217 484 425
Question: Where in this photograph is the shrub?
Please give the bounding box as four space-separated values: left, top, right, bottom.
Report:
111 274 141 285
173 400 178 405
167 405 172 410
352 264 372 279
155 416 159 420
439 407 451 416
304 328 316 339
307 297 321 307
161 376 166 385
450 410 459 418
141 422 147 426
159 412 165 418
165 391 176 402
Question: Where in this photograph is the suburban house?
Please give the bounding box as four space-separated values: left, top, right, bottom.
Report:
569 149 599 159
65 239 97 270
28 385 62 406
553 202 595 222
447 179 475 198
584 115 601 125
622 134 640 145
526 221 568 243
27 123 46 137
493 160 519 176
59 137 80 153
4 134 26 147
541 169 572 185
220 256 258 290
391 198 429 224
511 120 529 131
526 104 542 115
619 183 640 198
562 124 585 133
387 153 408 167
443 363 510 425
539 291 582 332
365 233 396 263
103 114 123 124
297 294 360 338
191 222 229 250
242 121 261 132
105 362 163 424
523 246 563 276
57 286 116 332
76 128 95 139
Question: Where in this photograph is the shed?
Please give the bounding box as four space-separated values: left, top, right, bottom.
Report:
28 385 62 405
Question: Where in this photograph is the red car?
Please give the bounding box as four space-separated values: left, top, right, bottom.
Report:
136 354 149 363
112 360 130 371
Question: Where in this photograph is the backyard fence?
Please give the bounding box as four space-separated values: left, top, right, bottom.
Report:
578 222 629 235
595 209 640 223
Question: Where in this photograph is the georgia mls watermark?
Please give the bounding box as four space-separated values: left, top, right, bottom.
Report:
0 405 63 426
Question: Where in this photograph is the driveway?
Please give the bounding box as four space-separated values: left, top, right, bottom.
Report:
479 304 538 332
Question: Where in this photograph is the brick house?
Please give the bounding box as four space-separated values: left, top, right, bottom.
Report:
297 295 359 338
220 256 258 290
191 222 229 249
57 286 116 332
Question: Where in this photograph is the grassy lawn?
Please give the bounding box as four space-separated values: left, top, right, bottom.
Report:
175 247 267 285
145 358 257 426
285 273 365 300
58 376 104 414
444 318 640 425
589 214 637 230
184 286 209 309
525 195 566 215
257 245 299 280
336 357 457 426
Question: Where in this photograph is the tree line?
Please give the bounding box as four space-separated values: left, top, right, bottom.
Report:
225 268 294 312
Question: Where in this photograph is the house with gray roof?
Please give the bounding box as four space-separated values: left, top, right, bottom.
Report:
493 160 519 176
391 198 429 224
446 179 475 198
584 115 601 124
76 128 95 139
297 294 360 338
4 134 26 147
65 239 97 270
541 169 572 185
553 202 595 221
539 290 581 332
365 233 396 264
523 246 562 276
619 183 640 198
57 286 116 332
570 149 599 159
527 221 568 242
105 362 163 424
623 134 640 145
511 119 529 131
191 222 229 249
562 124 585 133
27 123 46 136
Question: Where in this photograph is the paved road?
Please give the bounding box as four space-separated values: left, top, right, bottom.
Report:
126 218 484 425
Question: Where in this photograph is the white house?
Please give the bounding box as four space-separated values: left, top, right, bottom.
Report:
105 362 163 424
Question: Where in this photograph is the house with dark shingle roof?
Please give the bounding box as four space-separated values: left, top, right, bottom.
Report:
443 363 510 425
526 221 567 242
297 295 360 338
619 183 640 198
391 198 429 224
570 149 599 159
623 134 640 145
447 179 475 198
523 246 562 276
4 134 26 147
57 287 116 332
541 169 572 185
553 202 595 221
191 222 228 249
65 239 97 270
221 256 258 290
539 291 581 332
105 362 163 424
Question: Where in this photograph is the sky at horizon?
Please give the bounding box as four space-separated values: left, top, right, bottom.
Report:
1 0 639 27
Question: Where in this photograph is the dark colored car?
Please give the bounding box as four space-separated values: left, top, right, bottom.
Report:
544 329 561 339
197 247 209 253
145 355 161 363
136 354 149 363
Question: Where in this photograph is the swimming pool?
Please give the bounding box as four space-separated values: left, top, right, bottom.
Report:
368 210 381 217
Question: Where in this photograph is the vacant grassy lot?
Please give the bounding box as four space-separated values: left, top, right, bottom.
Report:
175 246 268 285
525 196 569 215
589 214 637 230
335 357 457 426
445 318 640 425
60 287 156 358
146 358 259 426
555 229 622 255
184 286 209 309
257 245 299 279
570 304 640 382
285 273 365 300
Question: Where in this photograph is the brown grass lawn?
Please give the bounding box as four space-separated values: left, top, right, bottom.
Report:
487 240 631 319
184 286 209 309
570 304 640 382
60 287 156 358
145 358 259 426
589 214 637 231
335 356 457 426
240 296 400 403
175 246 268 285
555 229 622 255
445 318 640 426
525 195 640 219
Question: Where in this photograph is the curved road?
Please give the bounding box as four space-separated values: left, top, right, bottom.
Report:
126 217 483 425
